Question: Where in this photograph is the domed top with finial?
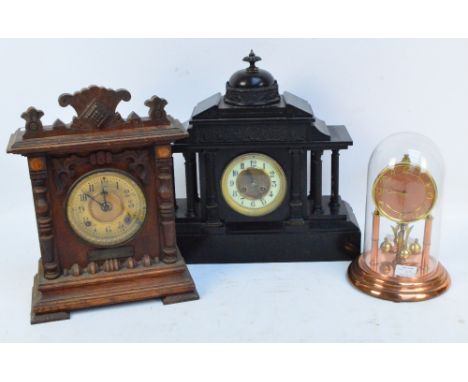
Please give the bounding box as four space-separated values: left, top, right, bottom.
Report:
224 50 280 106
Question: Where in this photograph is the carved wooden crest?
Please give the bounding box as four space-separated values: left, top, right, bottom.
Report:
58 86 131 130
22 86 171 139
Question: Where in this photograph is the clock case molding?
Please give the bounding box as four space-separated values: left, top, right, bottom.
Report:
174 51 361 263
7 86 198 324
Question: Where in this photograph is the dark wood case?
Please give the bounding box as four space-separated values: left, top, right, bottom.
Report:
7 86 198 324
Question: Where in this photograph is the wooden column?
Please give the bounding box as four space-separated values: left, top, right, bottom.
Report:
203 150 221 226
329 149 340 210
172 157 177 210
155 145 178 264
183 151 198 218
312 150 323 213
289 149 304 222
28 156 60 279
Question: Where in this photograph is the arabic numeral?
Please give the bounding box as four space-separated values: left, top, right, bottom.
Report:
250 160 257 168
270 171 275 177
240 163 245 169
272 180 277 187
260 199 266 206
229 180 234 186
233 170 238 177
232 191 238 197
250 201 256 207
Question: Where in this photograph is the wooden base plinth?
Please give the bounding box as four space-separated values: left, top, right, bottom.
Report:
31 250 199 324
348 254 450 302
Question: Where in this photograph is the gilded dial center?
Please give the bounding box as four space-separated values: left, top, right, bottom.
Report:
66 169 147 247
221 153 286 217
236 168 271 200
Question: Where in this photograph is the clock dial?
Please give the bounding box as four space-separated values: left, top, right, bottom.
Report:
221 153 286 217
372 157 437 223
66 169 147 247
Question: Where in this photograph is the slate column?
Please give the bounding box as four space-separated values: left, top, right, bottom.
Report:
183 151 198 217
203 150 221 226
312 150 323 213
289 149 304 222
329 149 340 211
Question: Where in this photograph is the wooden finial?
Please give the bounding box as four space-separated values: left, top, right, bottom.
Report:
145 95 170 125
21 107 44 132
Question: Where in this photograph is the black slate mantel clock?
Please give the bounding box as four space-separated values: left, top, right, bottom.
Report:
174 51 361 263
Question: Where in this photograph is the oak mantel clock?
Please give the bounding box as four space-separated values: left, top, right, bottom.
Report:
7 86 198 324
174 51 361 263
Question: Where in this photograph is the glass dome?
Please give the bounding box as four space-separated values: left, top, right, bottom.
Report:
348 132 450 302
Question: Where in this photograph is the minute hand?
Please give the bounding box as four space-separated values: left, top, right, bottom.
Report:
85 192 104 207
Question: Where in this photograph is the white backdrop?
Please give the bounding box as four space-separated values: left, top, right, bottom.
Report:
0 39 467 342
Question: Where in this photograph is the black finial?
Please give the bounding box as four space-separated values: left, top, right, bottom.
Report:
243 50 261 70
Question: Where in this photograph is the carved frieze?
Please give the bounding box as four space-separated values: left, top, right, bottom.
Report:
192 124 307 144
63 255 157 277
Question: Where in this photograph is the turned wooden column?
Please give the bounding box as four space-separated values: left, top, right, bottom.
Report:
183 151 198 218
311 150 323 213
329 149 340 210
155 145 178 264
289 149 304 222
203 150 221 226
28 156 60 279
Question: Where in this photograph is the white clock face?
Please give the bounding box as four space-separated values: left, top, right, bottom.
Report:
221 153 287 217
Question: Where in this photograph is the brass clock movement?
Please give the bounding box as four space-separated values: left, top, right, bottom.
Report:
7 86 199 323
174 51 361 263
372 155 437 223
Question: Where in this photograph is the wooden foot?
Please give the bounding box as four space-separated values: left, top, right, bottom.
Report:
31 272 70 324
162 290 200 305
30 248 198 324
31 310 70 325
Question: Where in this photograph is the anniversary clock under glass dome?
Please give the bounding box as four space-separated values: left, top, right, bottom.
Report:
174 51 361 263
348 132 450 301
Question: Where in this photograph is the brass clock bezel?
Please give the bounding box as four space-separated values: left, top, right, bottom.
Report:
220 152 287 217
372 161 438 223
65 168 147 248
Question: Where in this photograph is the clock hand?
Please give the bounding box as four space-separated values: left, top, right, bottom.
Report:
84 192 105 207
100 186 111 212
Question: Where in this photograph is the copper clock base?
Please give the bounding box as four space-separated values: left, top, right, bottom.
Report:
348 255 450 302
